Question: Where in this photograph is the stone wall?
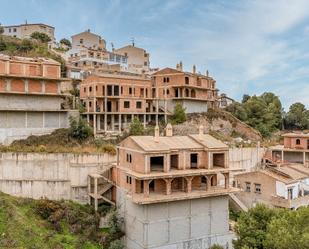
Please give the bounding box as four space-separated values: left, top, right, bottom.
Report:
0 152 116 203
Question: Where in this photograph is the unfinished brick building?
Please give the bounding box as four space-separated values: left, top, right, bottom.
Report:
0 54 77 144
152 63 219 113
111 125 239 248
80 72 167 134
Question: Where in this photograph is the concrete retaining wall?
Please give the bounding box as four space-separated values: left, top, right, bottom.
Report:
0 152 116 203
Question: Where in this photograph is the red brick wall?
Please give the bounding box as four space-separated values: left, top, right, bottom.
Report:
10 63 23 75
45 81 58 94
0 79 5 91
45 65 59 78
0 61 6 74
28 80 42 93
11 79 25 92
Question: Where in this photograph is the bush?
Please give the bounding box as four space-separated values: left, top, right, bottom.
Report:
0 26 4 35
60 38 71 48
209 244 224 249
69 117 93 141
129 117 144 135
30 32 51 43
171 103 186 124
108 239 123 249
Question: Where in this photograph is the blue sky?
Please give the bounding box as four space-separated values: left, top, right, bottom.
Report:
1 0 309 110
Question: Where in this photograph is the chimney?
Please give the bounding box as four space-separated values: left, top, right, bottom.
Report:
206 70 209 77
193 65 196 74
165 123 173 137
154 125 160 142
179 61 183 71
198 125 204 140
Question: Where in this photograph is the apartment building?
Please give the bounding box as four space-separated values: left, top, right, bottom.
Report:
80 72 167 134
265 132 309 166
235 164 309 209
218 93 235 108
112 126 239 248
0 54 77 144
66 30 128 78
114 44 150 74
152 63 219 113
2 23 55 41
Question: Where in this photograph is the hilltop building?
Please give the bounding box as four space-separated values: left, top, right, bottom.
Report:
80 72 167 134
235 163 309 209
265 132 309 166
114 44 150 74
89 126 240 248
218 93 235 108
0 54 78 144
66 30 128 78
152 63 219 113
2 22 56 48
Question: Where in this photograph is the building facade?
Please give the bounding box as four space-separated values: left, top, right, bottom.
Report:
0 54 78 144
114 45 150 74
265 133 309 166
112 126 238 249
66 30 128 78
152 64 219 113
235 164 309 209
2 23 55 41
80 72 167 134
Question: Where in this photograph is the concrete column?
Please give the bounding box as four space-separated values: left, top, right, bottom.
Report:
164 179 172 195
303 151 306 165
94 177 98 211
281 150 284 162
224 173 229 189
124 115 127 129
206 175 211 191
57 82 61 94
111 115 115 131
132 178 136 194
185 177 193 193
155 100 159 125
87 176 91 205
41 80 45 93
143 114 146 128
208 152 212 169
143 180 150 197
164 154 170 172
22 63 26 75
144 155 148 173
97 114 101 131
93 114 97 135
119 114 122 132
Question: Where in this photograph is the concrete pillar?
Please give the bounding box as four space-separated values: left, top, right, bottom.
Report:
144 155 149 173
132 178 136 194
93 114 97 135
119 114 122 132
42 80 46 93
111 115 115 131
143 114 146 128
164 154 170 172
143 180 150 197
206 175 211 191
208 152 212 169
224 173 229 189
94 177 98 211
282 150 284 162
165 179 173 195
87 176 91 204
24 79 29 93
185 177 193 193
303 151 306 165
97 114 101 131
124 115 128 129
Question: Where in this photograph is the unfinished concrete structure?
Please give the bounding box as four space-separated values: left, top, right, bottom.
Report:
80 72 167 134
0 54 78 144
97 125 239 249
235 163 309 209
265 132 309 166
152 64 219 113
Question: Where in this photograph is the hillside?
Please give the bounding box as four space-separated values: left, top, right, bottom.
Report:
173 109 262 145
0 34 65 72
0 192 123 249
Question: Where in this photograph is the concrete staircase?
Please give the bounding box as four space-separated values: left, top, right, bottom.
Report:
229 193 248 212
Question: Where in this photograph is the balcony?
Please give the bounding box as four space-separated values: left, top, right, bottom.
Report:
271 194 309 209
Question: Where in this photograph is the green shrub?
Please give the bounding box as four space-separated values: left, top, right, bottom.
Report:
69 117 93 141
108 239 123 249
30 32 51 43
209 244 224 249
129 117 144 136
171 103 186 124
60 38 71 48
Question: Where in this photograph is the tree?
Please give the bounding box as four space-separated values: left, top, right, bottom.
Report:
68 117 93 141
60 38 71 48
242 94 251 103
129 117 144 135
18 39 34 53
171 103 186 124
284 102 309 130
0 26 4 35
233 204 277 249
30 32 51 43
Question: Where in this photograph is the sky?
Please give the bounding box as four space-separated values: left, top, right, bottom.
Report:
1 0 309 110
